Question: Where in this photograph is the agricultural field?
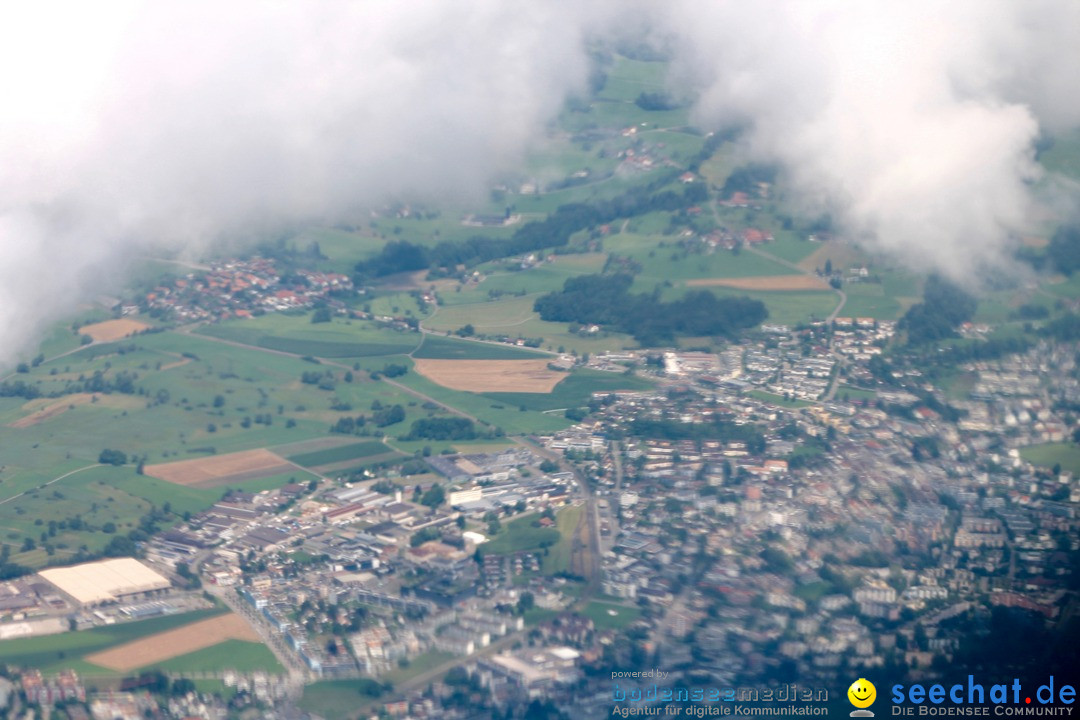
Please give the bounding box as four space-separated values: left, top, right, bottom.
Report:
0 324 466 565
284 440 391 469
79 318 151 343
197 313 421 358
687 275 828 291
101 466 263 517
143 448 298 488
421 295 540 333
85 613 262 672
0 607 228 676
708 288 840 326
482 369 655 412
412 359 565 393
410 334 549 360
390 371 572 435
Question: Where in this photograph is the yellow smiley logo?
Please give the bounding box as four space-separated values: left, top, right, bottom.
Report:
848 679 876 709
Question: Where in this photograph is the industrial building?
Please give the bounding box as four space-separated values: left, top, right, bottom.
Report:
37 558 170 606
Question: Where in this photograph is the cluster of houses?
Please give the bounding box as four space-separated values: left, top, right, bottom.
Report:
142 257 353 322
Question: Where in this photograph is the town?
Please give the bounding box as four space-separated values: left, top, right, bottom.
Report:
2 311 1077 719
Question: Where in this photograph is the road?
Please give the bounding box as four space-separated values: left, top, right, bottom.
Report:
199 568 310 697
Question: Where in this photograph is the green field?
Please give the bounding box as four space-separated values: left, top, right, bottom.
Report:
1040 127 1080 180
542 505 582 575
763 233 821 264
0 326 460 565
840 283 907 320
153 639 283 674
411 334 549 360
391 371 572 435
483 369 654 411
286 440 391 468
482 514 560 555
299 679 387 719
835 386 878 403
198 315 421 358
1019 442 1080 475
382 649 455 686
692 288 839 327
581 600 642 630
422 296 541 335
0 607 228 674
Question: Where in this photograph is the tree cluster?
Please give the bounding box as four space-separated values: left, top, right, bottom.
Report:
355 179 706 279
534 273 767 345
898 274 977 344
1048 222 1080 275
634 92 681 111
403 417 485 441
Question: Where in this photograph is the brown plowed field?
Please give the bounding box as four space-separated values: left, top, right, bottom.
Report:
144 448 295 488
412 358 563 393
80 318 150 342
686 275 828 290
86 613 261 672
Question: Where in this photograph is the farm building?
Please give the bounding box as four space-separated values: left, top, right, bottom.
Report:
37 558 171 607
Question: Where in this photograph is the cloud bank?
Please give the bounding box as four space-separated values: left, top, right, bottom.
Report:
0 1 597 364
665 0 1080 279
1 1 1079 366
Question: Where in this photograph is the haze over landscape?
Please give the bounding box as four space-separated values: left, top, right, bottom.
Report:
2 4 1080 719
2 1 1080 365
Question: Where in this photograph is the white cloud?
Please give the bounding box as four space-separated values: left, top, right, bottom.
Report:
0 1 597 365
663 0 1080 282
